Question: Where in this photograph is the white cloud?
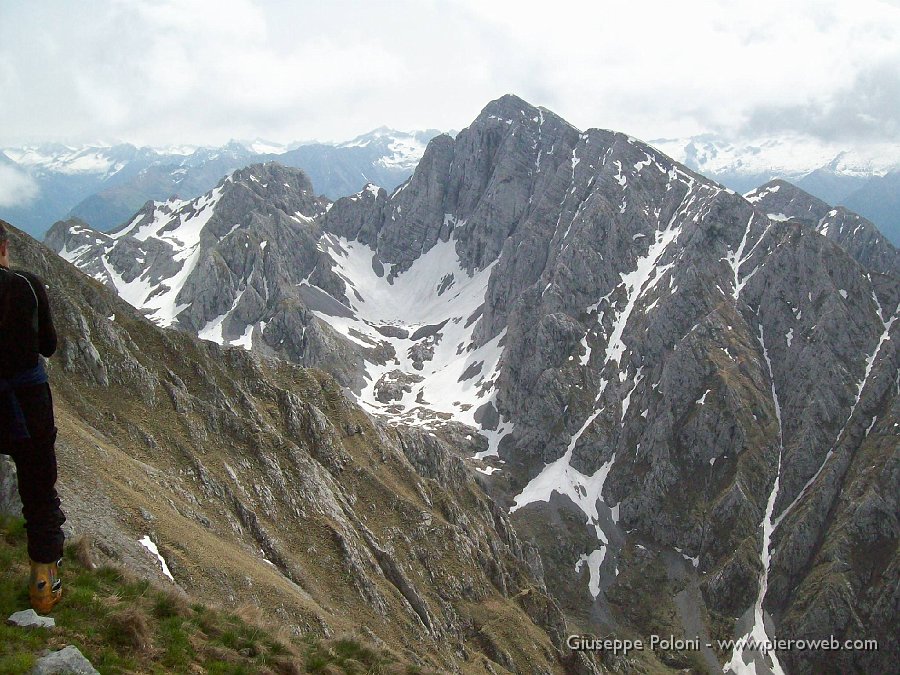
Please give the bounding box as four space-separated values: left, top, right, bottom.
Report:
1 0 899 146
453 0 900 140
0 165 39 208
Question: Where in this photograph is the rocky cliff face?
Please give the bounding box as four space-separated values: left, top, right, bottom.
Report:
45 95 899 674
45 163 370 386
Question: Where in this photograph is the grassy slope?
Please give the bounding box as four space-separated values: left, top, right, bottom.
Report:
0 517 427 675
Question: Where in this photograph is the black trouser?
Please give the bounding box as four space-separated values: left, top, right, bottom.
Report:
1 383 66 563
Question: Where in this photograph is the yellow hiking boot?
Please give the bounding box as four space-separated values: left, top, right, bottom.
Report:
29 559 62 614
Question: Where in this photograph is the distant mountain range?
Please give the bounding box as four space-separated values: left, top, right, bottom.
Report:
0 128 440 238
46 95 899 674
4 127 899 248
654 134 900 245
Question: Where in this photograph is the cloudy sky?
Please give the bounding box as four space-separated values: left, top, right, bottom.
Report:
1 0 899 148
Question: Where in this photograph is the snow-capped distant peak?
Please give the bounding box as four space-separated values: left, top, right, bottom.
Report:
340 126 400 147
152 144 200 156
377 135 428 170
338 128 431 170
233 139 289 155
2 144 131 176
652 134 900 180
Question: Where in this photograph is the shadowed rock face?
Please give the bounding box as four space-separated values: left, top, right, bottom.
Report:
46 94 899 674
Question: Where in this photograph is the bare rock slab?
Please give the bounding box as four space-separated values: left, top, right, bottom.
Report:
31 646 99 675
7 609 55 628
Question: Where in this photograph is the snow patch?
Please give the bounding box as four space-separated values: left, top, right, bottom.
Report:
575 549 606 598
139 536 174 582
310 234 506 445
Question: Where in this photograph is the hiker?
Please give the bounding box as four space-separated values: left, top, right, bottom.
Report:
0 219 66 613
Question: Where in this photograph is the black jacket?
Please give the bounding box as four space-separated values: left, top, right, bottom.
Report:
0 265 57 379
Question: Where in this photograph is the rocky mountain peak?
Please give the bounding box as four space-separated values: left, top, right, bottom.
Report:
745 179 832 224
229 161 316 193
747 178 900 275
46 163 330 339
478 93 548 124
324 94 583 278
44 216 98 250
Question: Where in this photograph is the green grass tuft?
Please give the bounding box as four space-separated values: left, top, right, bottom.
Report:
0 651 36 675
